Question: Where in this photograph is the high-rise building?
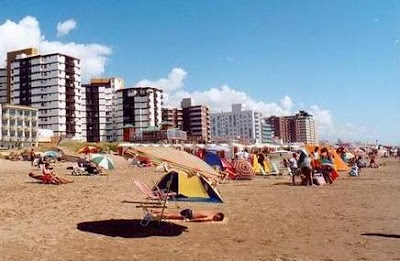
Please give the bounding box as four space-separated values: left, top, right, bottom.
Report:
261 119 274 144
181 98 211 143
211 104 262 143
294 111 316 144
116 87 163 141
0 68 6 104
0 104 38 149
161 107 183 130
6 48 39 103
82 77 124 142
266 111 316 144
10 51 84 140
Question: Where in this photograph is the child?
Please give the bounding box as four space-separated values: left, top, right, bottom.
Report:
349 162 359 177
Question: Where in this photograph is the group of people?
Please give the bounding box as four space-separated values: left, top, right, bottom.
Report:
287 147 337 186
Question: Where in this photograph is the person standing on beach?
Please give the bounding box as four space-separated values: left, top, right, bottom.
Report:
30 148 35 165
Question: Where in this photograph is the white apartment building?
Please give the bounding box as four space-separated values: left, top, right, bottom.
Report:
211 104 262 143
0 69 6 104
0 104 38 149
82 77 124 142
10 52 84 140
116 87 163 141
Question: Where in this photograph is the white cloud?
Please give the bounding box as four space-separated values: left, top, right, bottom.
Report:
56 19 77 37
0 16 111 81
135 68 187 92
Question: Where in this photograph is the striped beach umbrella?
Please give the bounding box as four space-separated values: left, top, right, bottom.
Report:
233 159 255 180
90 154 115 170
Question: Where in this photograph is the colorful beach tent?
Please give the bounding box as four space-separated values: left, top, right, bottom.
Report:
305 145 349 171
221 158 238 180
204 151 223 170
154 171 223 203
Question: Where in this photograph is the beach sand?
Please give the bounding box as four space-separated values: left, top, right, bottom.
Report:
0 156 399 261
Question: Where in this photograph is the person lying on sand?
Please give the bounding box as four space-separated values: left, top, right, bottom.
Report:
29 172 73 185
150 209 224 222
29 163 73 185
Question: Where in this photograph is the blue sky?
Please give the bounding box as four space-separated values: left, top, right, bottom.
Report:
0 0 399 144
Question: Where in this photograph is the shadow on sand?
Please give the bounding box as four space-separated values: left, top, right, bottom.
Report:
362 233 400 239
77 219 187 238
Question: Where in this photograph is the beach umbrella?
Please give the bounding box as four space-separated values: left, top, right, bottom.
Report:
90 154 115 170
233 159 255 180
154 171 223 203
43 150 59 158
78 145 99 154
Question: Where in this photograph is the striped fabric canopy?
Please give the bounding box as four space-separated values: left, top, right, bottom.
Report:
130 146 222 182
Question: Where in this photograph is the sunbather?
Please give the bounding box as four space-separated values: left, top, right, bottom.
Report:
29 163 73 185
150 209 225 222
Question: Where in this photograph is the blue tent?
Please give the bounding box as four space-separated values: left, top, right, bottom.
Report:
204 151 223 170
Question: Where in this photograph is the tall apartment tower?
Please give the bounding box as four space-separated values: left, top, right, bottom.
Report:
10 51 84 140
294 111 316 144
6 48 39 103
211 103 262 144
0 69 6 104
181 98 211 143
161 107 183 130
82 77 124 142
116 87 163 141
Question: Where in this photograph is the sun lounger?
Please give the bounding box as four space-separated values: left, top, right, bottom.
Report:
133 180 177 201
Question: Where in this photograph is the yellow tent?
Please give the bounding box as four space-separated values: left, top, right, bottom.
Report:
155 171 223 203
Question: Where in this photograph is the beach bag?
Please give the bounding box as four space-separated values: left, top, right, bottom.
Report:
313 173 326 186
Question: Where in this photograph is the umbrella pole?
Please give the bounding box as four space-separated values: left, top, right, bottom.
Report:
158 174 173 226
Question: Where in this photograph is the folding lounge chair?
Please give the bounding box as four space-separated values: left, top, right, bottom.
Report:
133 180 176 201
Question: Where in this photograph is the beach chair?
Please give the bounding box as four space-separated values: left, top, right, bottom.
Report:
133 180 176 201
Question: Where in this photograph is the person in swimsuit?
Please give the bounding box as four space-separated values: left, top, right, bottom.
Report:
151 209 224 222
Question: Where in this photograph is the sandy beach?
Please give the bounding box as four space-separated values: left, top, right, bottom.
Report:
1 156 399 261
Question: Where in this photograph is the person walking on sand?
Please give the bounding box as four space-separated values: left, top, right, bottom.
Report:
298 150 314 186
